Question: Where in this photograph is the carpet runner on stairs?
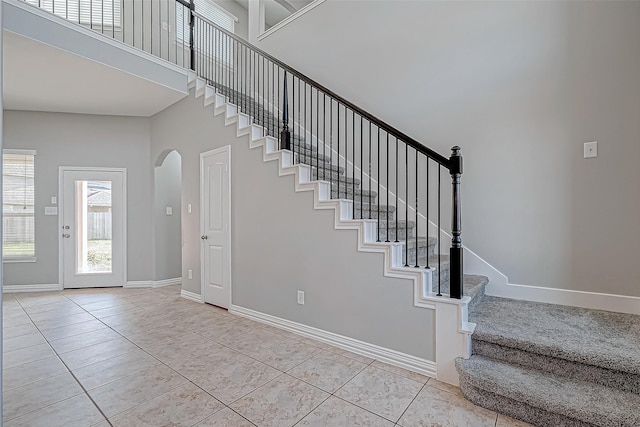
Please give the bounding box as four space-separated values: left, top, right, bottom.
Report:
457 295 640 426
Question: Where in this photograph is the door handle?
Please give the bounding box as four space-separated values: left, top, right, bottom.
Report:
62 234 70 238
201 235 208 240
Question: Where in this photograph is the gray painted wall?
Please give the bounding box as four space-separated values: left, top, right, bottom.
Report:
150 92 436 360
3 111 154 285
154 149 182 280
256 1 640 297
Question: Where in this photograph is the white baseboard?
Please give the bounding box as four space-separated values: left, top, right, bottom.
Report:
181 289 204 303
125 278 182 289
3 284 61 293
153 278 182 288
229 304 437 378
124 281 154 288
487 282 640 316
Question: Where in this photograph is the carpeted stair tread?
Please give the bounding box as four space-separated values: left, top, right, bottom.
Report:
353 204 396 220
471 340 640 394
330 188 376 202
330 184 373 197
464 274 489 300
377 220 416 233
470 296 640 375
305 161 344 175
456 355 640 427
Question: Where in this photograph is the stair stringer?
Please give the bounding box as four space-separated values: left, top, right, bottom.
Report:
190 74 474 385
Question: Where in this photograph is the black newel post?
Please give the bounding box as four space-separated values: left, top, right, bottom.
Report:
449 146 463 299
189 0 195 71
280 71 291 150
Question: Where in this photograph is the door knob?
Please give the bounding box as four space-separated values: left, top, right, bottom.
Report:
62 234 70 238
64 225 70 229
201 235 208 240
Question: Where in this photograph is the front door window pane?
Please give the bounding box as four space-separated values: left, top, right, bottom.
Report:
76 180 112 274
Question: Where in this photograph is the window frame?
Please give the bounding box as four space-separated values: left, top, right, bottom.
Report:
3 149 37 263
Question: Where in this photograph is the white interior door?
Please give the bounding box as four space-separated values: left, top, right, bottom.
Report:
201 146 231 308
60 168 126 288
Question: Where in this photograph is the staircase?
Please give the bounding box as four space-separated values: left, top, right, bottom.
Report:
198 78 469 297
457 295 640 426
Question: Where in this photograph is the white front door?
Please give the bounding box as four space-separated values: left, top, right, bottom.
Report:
200 147 231 308
60 168 126 288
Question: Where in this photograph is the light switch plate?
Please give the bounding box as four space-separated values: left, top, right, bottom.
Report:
51 196 57 205
166 207 173 216
44 207 58 216
584 141 598 158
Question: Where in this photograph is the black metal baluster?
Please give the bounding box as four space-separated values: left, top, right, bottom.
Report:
290 74 295 158
396 143 408 267
404 142 409 267
329 99 333 191
323 94 327 181
343 106 347 199
272 62 276 138
261 56 264 136
316 89 319 180
353 112 362 219
426 159 430 269
368 122 372 219
297 77 301 163
351 110 358 216
189 2 195 71
277 67 280 136
415 149 419 268
337 102 340 199
304 82 308 165
377 127 380 242
150 0 152 53
437 164 441 296
385 132 390 242
396 136 399 243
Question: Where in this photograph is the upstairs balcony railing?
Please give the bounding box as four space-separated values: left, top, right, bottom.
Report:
21 0 465 299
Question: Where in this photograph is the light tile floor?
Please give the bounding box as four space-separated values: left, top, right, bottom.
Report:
2 285 533 426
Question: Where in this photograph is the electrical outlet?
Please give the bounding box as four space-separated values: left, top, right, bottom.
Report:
188 269 193 279
584 141 598 158
297 291 305 305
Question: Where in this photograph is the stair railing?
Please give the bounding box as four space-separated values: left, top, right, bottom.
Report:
191 12 464 299
19 0 464 298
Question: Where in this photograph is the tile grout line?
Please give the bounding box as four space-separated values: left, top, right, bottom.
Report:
59 288 265 425
14 293 115 427
8 288 457 426
55 288 261 424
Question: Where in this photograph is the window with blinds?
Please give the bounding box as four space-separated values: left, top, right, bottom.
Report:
176 0 237 65
3 150 36 260
26 0 121 28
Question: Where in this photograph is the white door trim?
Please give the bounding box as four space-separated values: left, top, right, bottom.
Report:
58 167 127 289
200 146 232 308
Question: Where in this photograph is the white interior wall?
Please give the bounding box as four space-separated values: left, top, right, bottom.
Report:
2 111 154 286
255 0 640 297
